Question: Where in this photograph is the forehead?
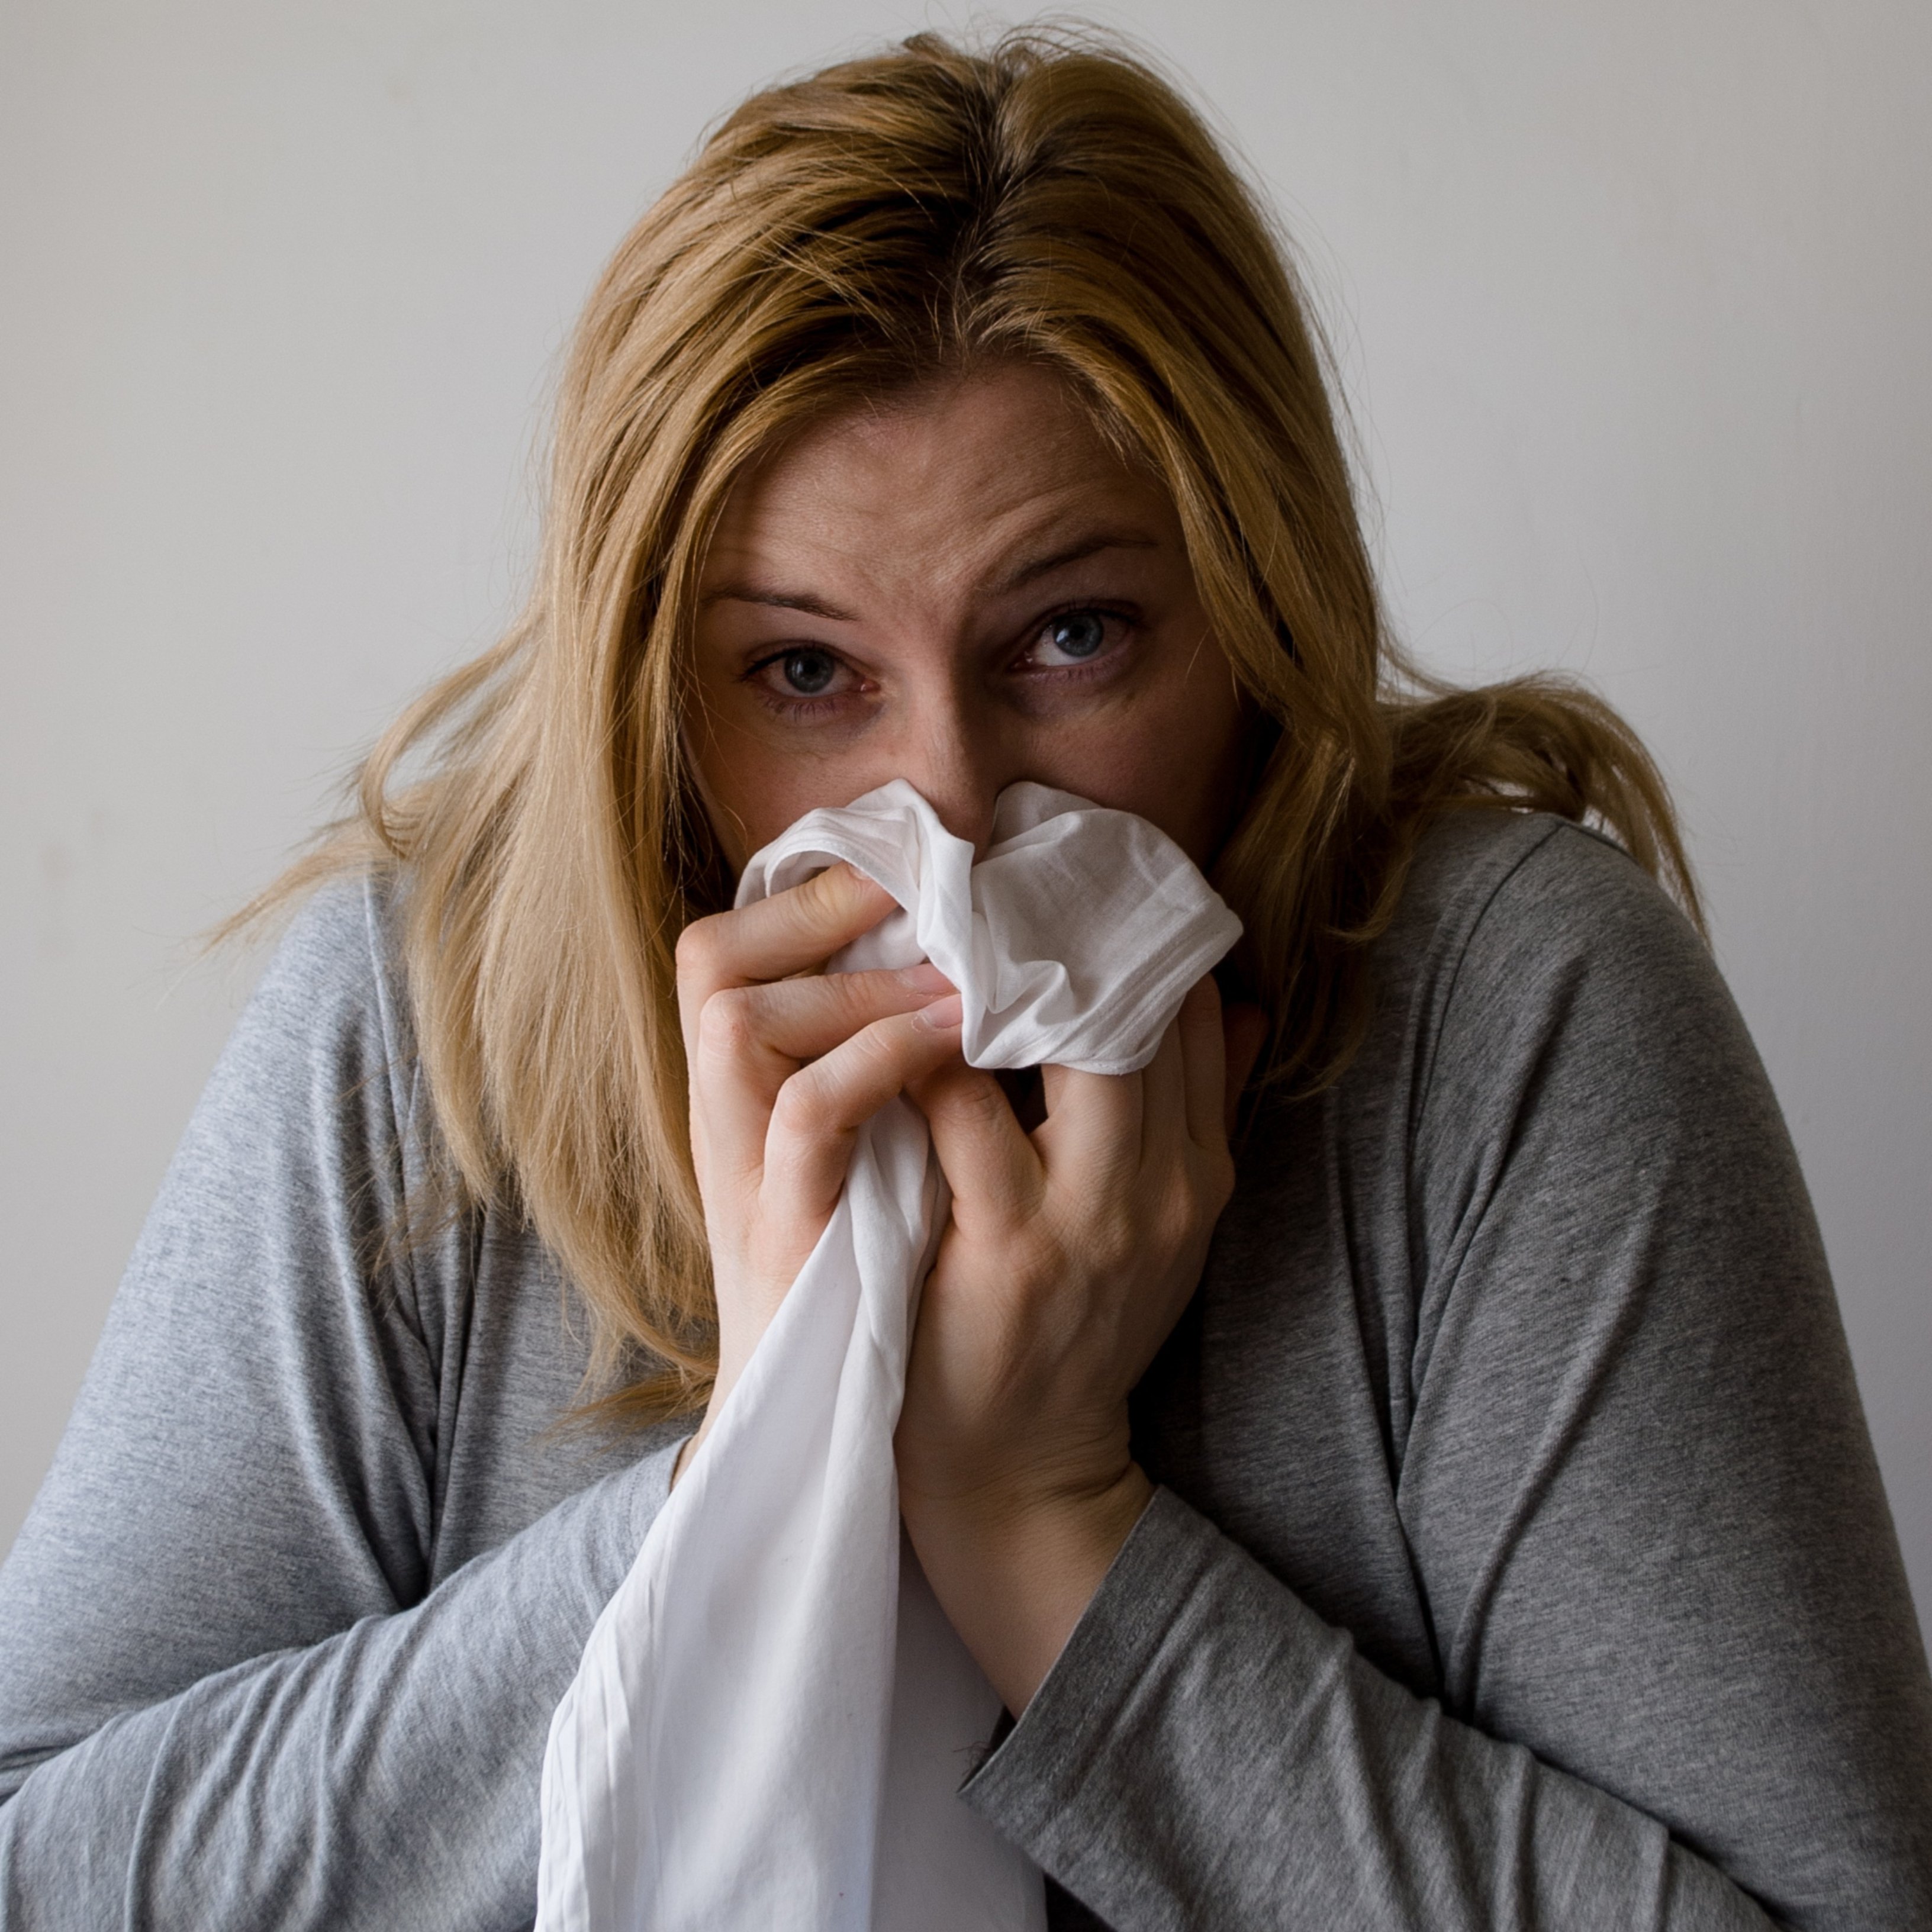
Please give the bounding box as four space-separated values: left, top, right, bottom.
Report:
702 365 1178 595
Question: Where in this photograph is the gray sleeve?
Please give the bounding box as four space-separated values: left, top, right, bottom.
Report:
963 823 1932 1930
0 880 681 1931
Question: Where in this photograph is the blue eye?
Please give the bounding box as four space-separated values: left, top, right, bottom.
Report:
1045 612 1106 661
781 649 836 694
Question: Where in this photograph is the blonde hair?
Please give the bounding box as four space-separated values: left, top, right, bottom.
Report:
241 28 1698 1424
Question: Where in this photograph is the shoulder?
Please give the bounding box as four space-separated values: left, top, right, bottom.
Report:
244 868 413 1055
137 868 443 1322
1379 806 1700 999
215 870 422 1149
1329 807 1806 1337
1353 809 1814 1368
1369 809 1741 1117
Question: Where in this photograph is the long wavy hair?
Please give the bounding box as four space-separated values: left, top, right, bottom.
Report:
238 28 1698 1424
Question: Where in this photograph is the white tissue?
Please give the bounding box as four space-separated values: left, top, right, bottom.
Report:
537 780 1241 1932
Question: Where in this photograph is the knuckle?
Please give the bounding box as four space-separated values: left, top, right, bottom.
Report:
1163 1204 1202 1258
828 971 883 1030
1140 1180 1201 1257
768 1068 832 1138
954 1071 1010 1125
865 1009 922 1062
794 860 865 932
695 987 759 1060
846 1029 910 1098
675 915 724 986
841 1020 889 1075
801 861 852 910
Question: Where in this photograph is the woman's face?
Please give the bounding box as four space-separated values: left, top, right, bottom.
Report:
687 362 1249 872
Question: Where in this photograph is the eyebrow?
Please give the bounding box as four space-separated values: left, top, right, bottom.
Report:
697 532 1165 622
990 530 1161 593
697 585 861 621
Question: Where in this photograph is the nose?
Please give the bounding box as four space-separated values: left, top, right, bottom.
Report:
897 687 1015 856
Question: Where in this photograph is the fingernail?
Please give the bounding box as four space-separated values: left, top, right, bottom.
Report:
915 993 963 1031
900 962 952 994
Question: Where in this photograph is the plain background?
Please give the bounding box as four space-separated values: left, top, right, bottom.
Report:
3 0 1927 1656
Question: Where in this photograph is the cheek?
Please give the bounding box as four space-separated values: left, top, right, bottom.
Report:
690 748 823 871
684 701 791 871
686 697 894 872
1054 660 1247 864
1160 640 1251 856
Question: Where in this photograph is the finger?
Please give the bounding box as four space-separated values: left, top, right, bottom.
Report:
909 1061 1043 1225
692 965 955 1183
1033 1064 1142 1186
1138 1008 1190 1167
711 962 954 1066
759 998 966 1228
1176 974 1228 1151
676 862 897 1062
1038 1061 1073 1119
1222 1002 1270 1141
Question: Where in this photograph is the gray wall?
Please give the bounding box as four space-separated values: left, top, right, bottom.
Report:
4 0 1927 1653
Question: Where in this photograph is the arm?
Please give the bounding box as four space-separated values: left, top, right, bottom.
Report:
913 821 1932 1928
0 1454 677 1930
0 878 685 1930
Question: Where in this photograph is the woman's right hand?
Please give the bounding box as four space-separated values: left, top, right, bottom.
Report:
671 860 965 1480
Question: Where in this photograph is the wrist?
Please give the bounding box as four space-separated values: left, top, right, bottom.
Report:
900 1461 1155 1715
900 1457 1150 1555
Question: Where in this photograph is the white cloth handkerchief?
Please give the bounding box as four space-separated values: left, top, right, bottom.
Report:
537 780 1242 1932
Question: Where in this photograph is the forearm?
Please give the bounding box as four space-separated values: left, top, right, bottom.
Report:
959 1489 1778 1932
0 1442 681 1932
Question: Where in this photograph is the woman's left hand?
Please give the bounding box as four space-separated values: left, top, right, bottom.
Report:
898 973 1267 1715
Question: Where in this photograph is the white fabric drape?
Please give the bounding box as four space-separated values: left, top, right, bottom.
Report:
536 780 1242 1932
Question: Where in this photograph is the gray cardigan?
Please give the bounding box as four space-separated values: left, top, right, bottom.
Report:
1 809 1927 1930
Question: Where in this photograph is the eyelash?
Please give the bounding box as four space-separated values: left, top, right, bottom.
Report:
743 604 1138 720
742 654 854 722
761 684 846 723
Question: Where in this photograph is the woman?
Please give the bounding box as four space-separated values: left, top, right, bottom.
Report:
1 28 1926 1930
